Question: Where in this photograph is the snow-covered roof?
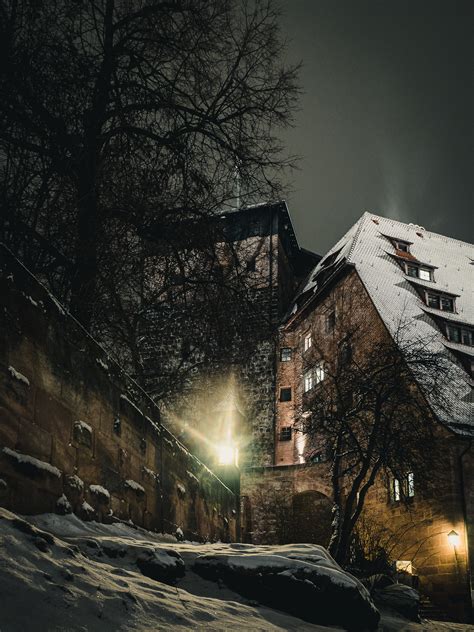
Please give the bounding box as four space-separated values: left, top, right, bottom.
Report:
292 212 474 435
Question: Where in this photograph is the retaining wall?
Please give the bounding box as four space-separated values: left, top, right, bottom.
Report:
0 246 238 541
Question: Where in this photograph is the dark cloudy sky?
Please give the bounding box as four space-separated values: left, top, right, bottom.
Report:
278 0 472 255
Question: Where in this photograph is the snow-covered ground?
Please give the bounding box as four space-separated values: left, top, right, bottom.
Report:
0 509 471 631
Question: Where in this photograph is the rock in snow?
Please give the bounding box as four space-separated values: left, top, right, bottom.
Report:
193 546 380 631
373 583 420 621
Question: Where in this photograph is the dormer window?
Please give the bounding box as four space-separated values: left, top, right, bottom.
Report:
392 239 411 253
405 263 434 282
446 324 474 347
425 291 455 312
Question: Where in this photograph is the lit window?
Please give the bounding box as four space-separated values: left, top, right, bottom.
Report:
405 263 433 281
279 427 292 441
280 347 292 362
326 310 336 333
279 387 292 402
303 333 312 352
303 370 313 392
314 361 325 384
391 478 401 502
419 268 433 281
390 473 415 502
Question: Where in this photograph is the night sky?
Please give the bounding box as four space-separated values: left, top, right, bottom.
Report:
278 0 472 255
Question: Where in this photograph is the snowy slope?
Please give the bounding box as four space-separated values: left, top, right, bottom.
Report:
1 510 471 631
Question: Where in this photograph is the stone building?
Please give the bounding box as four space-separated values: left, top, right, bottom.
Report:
142 202 473 620
241 211 474 622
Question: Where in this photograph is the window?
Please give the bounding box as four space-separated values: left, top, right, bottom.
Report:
405 263 433 281
326 310 336 333
304 362 325 392
246 258 256 272
446 324 461 343
279 427 292 441
419 268 433 281
303 332 312 352
314 361 325 384
393 239 410 253
446 324 473 346
462 330 474 346
339 341 352 365
310 451 326 463
280 347 292 362
390 473 415 502
391 478 401 502
426 291 455 312
279 387 292 402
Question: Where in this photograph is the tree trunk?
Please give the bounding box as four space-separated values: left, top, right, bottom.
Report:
70 157 99 327
69 0 115 327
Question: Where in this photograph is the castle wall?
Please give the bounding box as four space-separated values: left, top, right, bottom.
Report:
0 247 238 541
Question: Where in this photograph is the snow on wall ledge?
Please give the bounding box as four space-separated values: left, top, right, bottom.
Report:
0 245 238 541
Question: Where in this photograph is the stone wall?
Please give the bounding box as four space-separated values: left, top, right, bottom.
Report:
0 246 238 541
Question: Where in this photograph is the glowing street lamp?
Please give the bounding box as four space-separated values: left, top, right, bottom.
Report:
447 530 460 548
217 443 239 467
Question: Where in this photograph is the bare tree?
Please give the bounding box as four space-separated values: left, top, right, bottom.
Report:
295 281 451 566
0 0 299 327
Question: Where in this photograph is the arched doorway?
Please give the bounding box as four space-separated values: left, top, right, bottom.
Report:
292 490 332 546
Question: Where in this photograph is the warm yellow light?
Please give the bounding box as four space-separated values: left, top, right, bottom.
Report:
217 444 238 466
447 530 460 548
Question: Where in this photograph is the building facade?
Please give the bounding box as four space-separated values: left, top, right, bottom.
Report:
241 211 474 622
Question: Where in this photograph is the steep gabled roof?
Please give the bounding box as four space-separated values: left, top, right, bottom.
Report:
291 212 474 435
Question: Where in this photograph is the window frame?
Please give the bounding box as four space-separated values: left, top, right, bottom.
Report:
303 332 312 352
392 239 411 253
326 309 336 333
405 262 434 282
446 324 473 347
280 347 292 362
279 387 292 402
314 360 325 384
390 472 415 503
279 426 292 441
303 369 313 393
425 291 455 313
